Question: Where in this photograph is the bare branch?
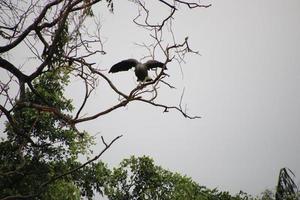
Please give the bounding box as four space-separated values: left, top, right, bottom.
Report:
0 0 63 53
72 99 130 124
101 136 108 147
157 0 176 9
74 78 92 120
174 0 212 9
136 97 200 119
0 57 28 82
0 104 15 126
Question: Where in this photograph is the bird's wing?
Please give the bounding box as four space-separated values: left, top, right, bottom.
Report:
109 59 139 73
144 60 166 70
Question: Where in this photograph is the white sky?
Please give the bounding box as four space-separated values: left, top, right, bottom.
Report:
1 0 299 197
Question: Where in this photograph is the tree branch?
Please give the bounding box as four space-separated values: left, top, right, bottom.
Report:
72 99 130 124
174 0 212 9
40 135 122 188
16 101 72 124
0 57 28 82
0 0 63 53
136 98 200 119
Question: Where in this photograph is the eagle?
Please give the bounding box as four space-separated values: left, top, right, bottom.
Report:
109 59 166 82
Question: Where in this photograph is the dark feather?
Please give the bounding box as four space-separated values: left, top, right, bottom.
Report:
109 59 139 73
144 60 165 70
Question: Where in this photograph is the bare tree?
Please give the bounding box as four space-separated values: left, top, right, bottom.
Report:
0 0 211 199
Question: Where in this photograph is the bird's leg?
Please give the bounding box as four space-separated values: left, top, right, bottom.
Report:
145 77 153 82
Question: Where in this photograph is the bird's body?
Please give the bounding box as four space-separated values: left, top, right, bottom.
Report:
109 59 165 82
134 63 150 81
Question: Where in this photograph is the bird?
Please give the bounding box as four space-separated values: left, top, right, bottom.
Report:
109 59 166 82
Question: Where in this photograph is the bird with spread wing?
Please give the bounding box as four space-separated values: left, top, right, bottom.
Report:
109 59 166 82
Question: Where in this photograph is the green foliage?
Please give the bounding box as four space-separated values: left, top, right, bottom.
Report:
0 68 94 199
258 188 300 200
73 161 111 198
275 168 299 200
44 22 70 66
5 68 89 162
32 67 72 109
41 180 81 200
103 156 249 200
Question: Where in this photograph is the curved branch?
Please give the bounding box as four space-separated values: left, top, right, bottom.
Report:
74 79 92 120
72 99 130 124
0 57 28 81
157 0 176 9
0 104 15 126
86 65 129 99
133 1 176 31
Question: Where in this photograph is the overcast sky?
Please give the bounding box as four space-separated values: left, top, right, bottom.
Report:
74 0 299 196
1 0 300 197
